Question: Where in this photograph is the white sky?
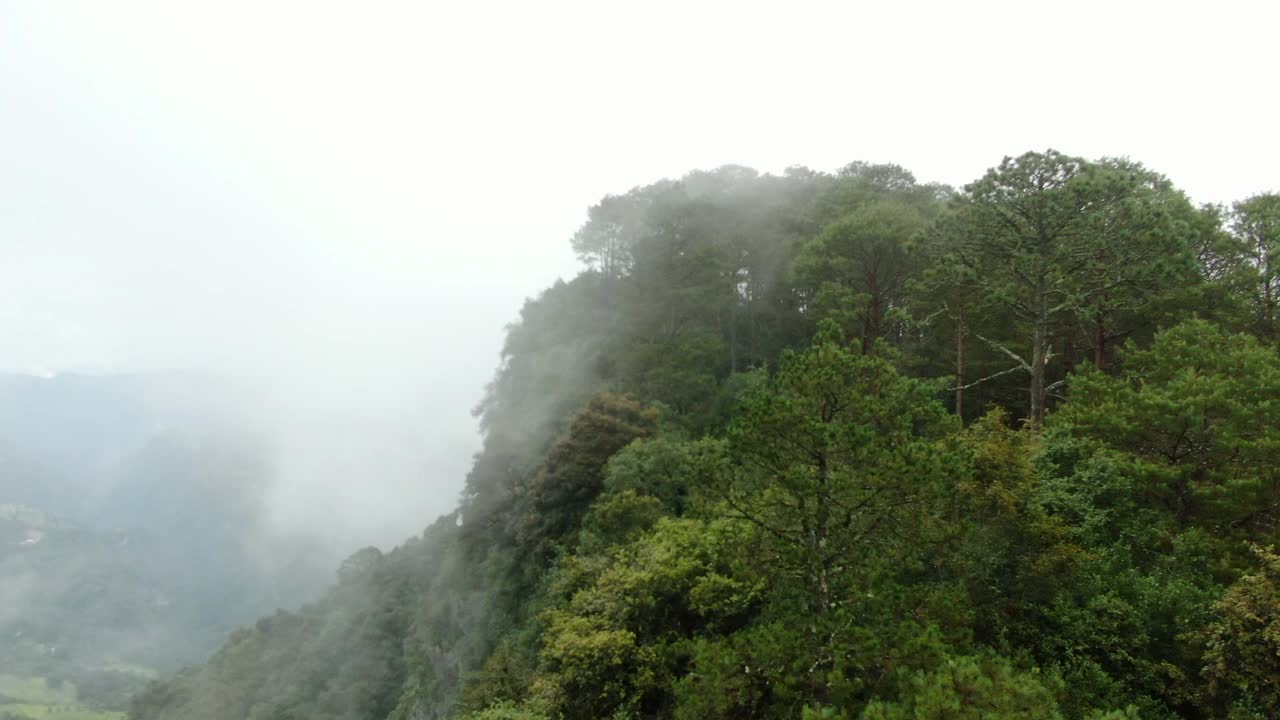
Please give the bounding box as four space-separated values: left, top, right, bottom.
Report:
1 1 1276 548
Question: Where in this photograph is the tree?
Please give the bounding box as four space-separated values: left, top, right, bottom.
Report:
1199 543 1280 716
794 201 927 353
943 410 1079 650
516 394 658 556
602 436 727 516
337 546 383 585
713 321 958 700
939 150 1195 426
532 517 758 720
460 701 550 720
1232 193 1280 339
1052 320 1280 530
809 162 950 229
859 654 1065 720
910 208 995 419
1074 158 1198 370
571 189 662 278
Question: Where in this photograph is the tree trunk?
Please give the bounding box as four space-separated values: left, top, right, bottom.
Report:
955 306 965 417
862 276 882 355
1265 254 1274 339
728 292 738 374
1094 306 1106 371
812 451 830 617
1030 321 1047 428
810 448 832 705
1028 267 1050 428
861 301 881 355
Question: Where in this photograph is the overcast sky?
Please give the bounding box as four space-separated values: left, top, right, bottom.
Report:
2 1 1277 549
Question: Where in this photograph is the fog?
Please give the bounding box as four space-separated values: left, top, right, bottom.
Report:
2 1 1278 554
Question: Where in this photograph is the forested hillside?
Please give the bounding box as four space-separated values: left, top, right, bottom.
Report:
130 152 1280 719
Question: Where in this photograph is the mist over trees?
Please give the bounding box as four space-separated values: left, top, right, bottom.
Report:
126 152 1280 719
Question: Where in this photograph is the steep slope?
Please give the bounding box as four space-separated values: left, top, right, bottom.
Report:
127 159 1280 719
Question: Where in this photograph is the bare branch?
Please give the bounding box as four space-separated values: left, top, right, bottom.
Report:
972 332 1032 371
948 363 1027 391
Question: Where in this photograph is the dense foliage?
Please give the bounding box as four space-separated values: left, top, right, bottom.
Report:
130 154 1280 719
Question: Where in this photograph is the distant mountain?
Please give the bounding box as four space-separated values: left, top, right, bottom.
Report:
0 373 150 516
0 373 334 714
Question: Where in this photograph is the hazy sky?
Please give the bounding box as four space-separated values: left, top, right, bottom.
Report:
2 1 1277 549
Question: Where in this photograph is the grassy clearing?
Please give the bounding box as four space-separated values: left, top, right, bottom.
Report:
94 661 155 680
0 675 125 720
0 702 124 719
0 676 76 705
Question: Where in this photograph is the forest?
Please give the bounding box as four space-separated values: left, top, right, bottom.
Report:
127 151 1280 720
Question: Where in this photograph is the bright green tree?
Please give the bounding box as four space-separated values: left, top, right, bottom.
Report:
720 321 956 615
712 321 958 702
1052 319 1280 529
1199 543 1280 716
859 654 1064 720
